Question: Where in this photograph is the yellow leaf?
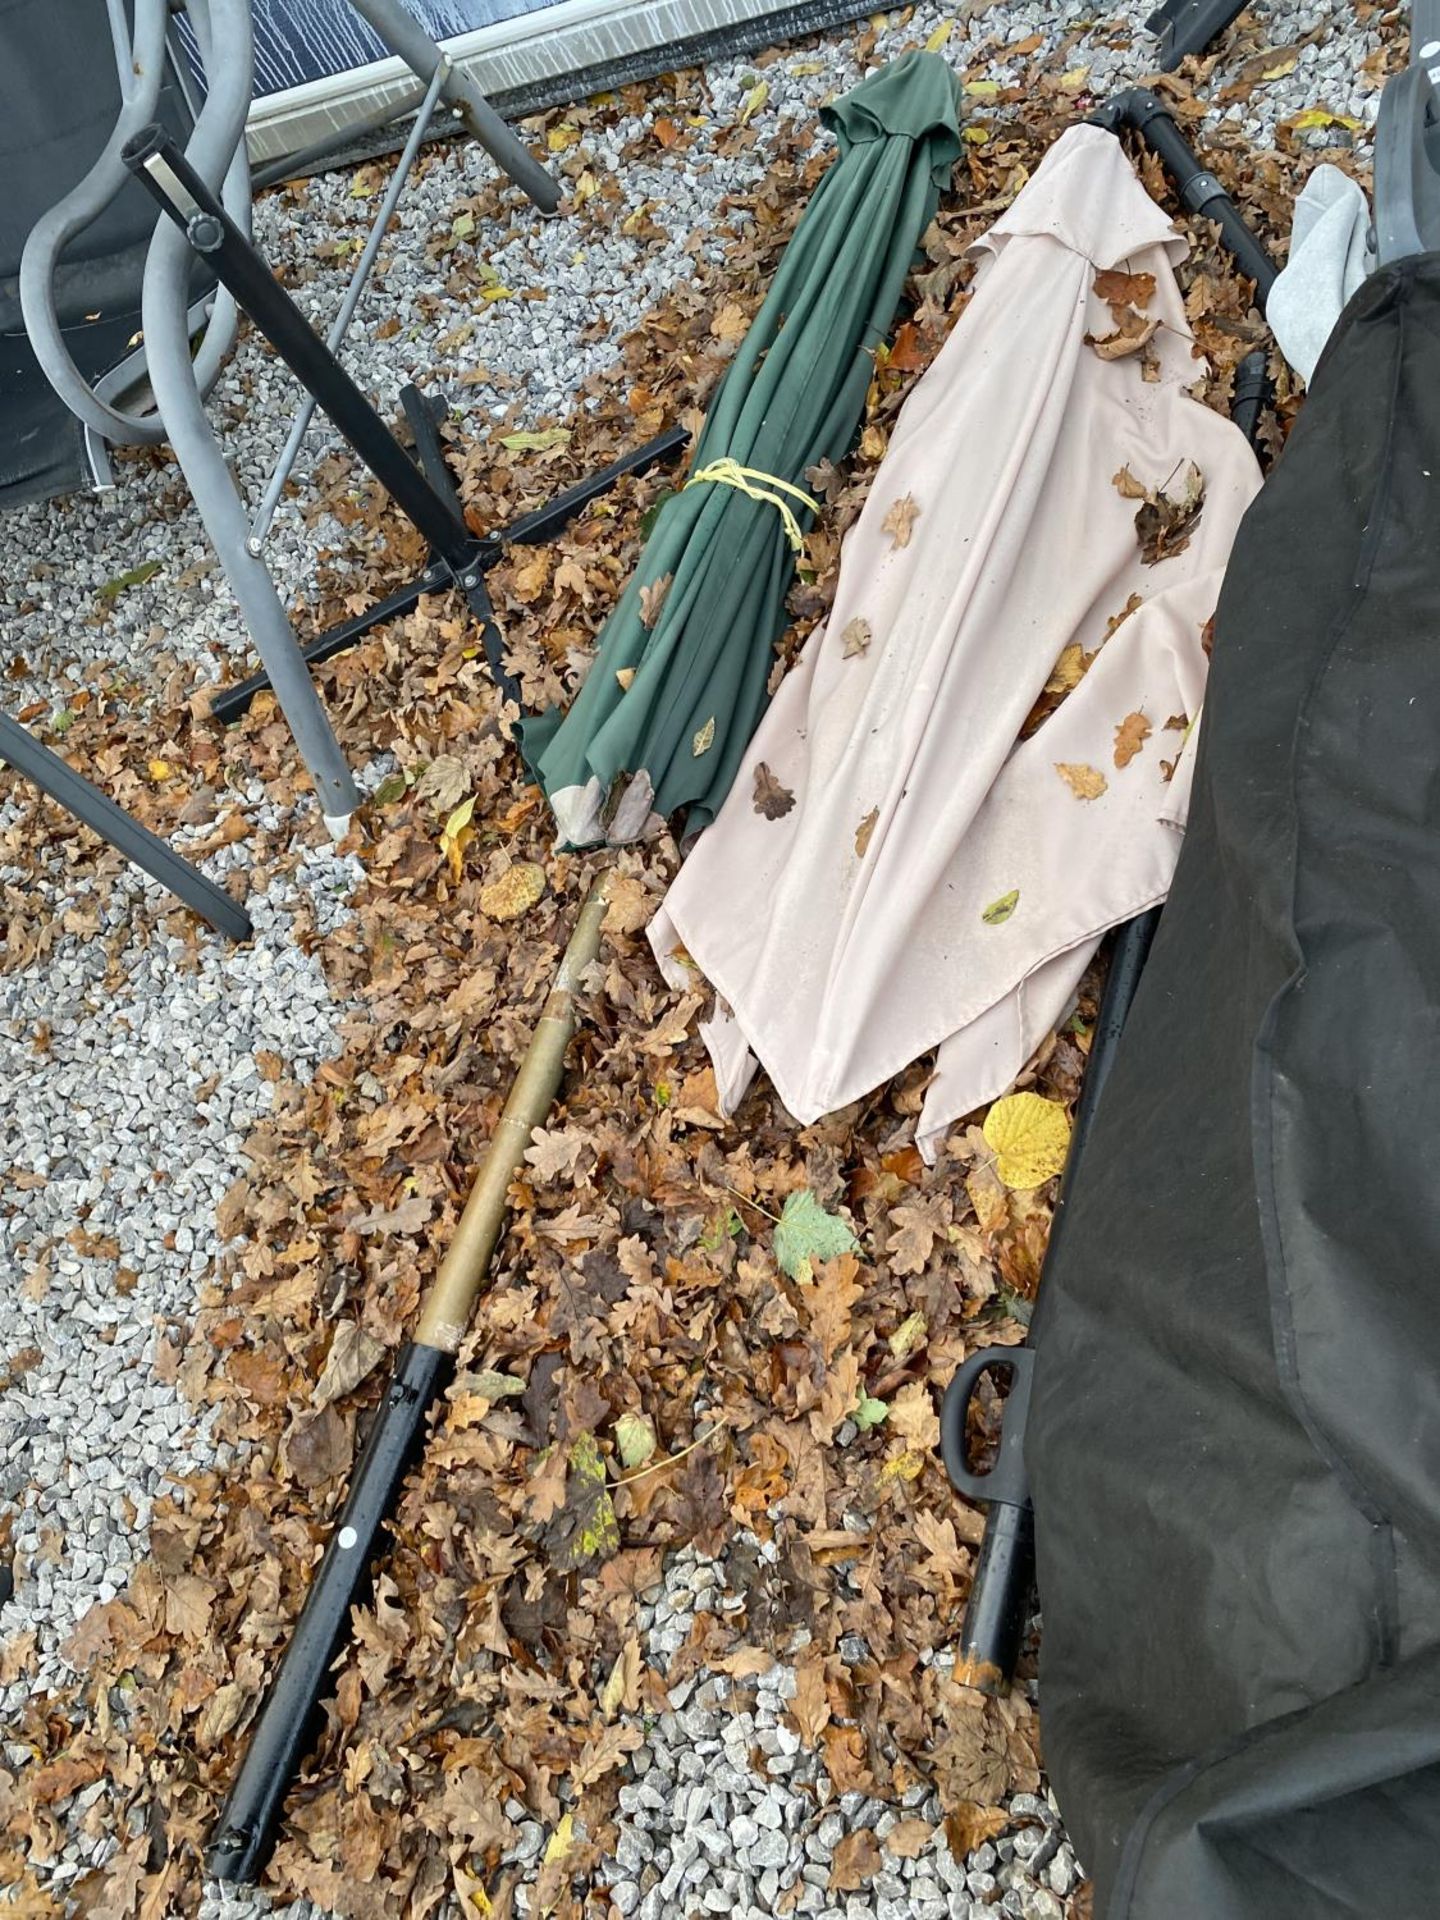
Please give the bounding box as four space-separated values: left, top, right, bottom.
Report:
479 862 547 922
1058 66 1091 92
889 1311 926 1358
573 170 598 203
983 1092 1072 1190
440 796 475 855
963 125 991 146
692 715 716 757
615 667 636 691
547 123 580 151
148 759 172 781
1044 644 1089 695
1054 761 1108 800
1290 106 1361 132
738 79 770 125
963 77 999 97
879 1450 925 1484
926 19 954 51
981 889 1019 926
479 285 513 304
434 796 471 881
1261 55 1298 80
543 1813 575 1867
500 428 571 453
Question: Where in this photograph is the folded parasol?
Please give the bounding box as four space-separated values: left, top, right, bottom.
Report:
649 125 1261 1158
519 52 963 847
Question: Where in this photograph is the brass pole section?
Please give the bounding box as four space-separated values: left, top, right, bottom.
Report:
414 872 611 1351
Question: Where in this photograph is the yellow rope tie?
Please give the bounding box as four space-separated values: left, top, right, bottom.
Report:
682 458 820 556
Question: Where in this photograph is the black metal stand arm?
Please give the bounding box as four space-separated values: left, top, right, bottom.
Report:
209 418 691 727
1145 0 1250 73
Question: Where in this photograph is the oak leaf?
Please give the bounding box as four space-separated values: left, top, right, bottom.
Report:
752 762 796 819
525 1126 590 1182
829 1828 881 1891
1094 268 1157 308
882 494 920 549
1113 710 1152 768
841 615 873 657
1055 761 1107 800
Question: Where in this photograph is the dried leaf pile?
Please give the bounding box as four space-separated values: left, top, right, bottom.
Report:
0 10 1386 1915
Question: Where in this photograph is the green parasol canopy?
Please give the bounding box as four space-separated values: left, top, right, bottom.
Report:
519 52 963 846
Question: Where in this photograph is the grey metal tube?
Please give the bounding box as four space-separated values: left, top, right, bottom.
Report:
141 0 359 827
19 0 244 446
105 0 133 75
346 0 559 213
249 59 446 549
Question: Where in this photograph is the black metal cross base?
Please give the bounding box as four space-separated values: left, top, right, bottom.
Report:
120 121 688 736
210 403 689 727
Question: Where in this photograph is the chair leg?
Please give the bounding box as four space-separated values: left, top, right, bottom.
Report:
0 713 252 941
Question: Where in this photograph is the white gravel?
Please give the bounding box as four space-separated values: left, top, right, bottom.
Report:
0 2 1384 1914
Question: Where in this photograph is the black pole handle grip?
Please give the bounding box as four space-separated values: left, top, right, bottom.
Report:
940 1345 1036 1508
207 1340 453 1884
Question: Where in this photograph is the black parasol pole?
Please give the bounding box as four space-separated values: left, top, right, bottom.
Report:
205 879 611 1884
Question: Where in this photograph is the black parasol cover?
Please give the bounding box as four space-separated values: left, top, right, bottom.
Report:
1027 255 1440 1917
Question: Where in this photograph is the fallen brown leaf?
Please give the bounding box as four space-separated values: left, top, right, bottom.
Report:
1113 711 1152 768
753 762 796 819
881 494 920 549
1055 762 1107 800
841 615 873 658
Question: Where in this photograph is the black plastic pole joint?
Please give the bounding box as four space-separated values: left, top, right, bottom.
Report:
1089 89 1278 309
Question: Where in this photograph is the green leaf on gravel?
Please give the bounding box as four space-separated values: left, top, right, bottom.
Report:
371 772 409 806
774 1187 859 1282
98 560 161 604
